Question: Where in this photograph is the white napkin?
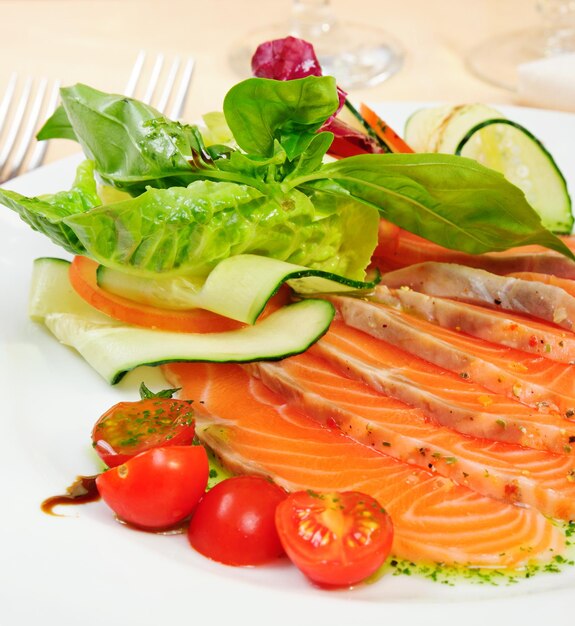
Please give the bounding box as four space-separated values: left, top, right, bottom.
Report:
517 53 575 112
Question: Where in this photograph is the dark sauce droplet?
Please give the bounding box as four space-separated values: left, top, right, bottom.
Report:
41 475 101 516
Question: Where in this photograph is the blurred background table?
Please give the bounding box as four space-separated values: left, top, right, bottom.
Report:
0 0 546 163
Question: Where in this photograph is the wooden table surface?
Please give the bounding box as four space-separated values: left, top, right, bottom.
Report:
0 0 543 163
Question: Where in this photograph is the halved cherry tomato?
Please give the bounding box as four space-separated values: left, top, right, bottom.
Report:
91 386 196 468
96 445 209 530
69 255 245 332
188 475 287 566
275 490 394 587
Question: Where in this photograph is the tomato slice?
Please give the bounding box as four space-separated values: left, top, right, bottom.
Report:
69 255 245 332
92 390 196 468
96 445 209 530
275 490 394 587
188 475 287 566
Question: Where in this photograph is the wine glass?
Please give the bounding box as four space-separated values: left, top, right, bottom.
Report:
229 0 404 89
466 0 575 91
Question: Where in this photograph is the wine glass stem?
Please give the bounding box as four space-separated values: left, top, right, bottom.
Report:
290 0 337 40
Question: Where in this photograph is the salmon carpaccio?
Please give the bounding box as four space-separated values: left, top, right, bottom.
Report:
163 362 565 568
315 318 575 454
249 338 575 520
332 294 575 417
372 284 575 364
373 220 575 277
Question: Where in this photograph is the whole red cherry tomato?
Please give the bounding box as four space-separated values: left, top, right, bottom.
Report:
188 475 287 566
275 490 394 587
91 384 195 467
96 445 209 530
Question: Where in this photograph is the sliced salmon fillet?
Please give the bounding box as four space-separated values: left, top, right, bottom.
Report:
380 262 575 331
332 295 575 417
163 361 565 568
373 221 575 278
372 285 575 364
509 272 575 299
249 346 575 520
313 321 575 454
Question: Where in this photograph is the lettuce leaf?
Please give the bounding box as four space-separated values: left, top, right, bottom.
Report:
0 160 99 253
61 178 378 279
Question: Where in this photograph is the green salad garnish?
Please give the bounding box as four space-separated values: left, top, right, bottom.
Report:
0 75 572 279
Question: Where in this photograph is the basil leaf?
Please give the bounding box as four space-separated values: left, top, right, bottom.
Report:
284 131 334 181
56 84 205 194
36 104 78 142
301 153 574 259
223 76 339 159
215 140 288 181
139 382 181 399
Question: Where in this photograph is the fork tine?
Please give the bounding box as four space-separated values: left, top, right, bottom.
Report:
142 53 165 105
156 57 180 114
124 51 194 118
0 76 61 183
5 78 48 181
0 77 33 177
27 80 61 171
124 50 146 98
168 57 195 120
0 73 18 137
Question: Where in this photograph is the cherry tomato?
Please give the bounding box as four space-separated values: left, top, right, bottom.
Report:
96 445 209 530
92 392 196 468
275 490 394 587
188 475 287 566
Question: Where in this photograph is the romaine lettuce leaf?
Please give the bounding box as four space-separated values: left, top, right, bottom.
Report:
0 160 99 253
63 179 378 279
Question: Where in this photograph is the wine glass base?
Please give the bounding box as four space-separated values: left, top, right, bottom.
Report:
229 22 404 90
466 27 572 91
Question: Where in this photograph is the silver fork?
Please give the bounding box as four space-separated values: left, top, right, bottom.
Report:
0 74 60 183
0 52 194 184
124 50 195 119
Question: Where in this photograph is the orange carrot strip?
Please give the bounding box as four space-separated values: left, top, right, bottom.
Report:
359 103 414 153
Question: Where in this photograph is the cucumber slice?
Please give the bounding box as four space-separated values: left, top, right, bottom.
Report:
97 253 379 325
404 104 455 152
29 257 96 322
29 257 335 384
404 104 502 153
404 103 573 234
456 119 573 234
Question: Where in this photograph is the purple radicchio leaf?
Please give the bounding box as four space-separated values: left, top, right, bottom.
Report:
251 36 384 155
251 36 346 114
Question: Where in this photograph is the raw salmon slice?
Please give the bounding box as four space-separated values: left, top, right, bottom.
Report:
380 262 575 331
372 285 575 364
509 272 575 299
332 295 575 417
250 346 575 520
163 361 565 569
373 221 575 278
313 321 575 454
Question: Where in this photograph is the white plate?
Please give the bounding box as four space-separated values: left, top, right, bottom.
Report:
1 104 574 626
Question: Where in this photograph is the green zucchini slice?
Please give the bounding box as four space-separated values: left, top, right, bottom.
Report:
29 257 335 384
97 253 378 324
